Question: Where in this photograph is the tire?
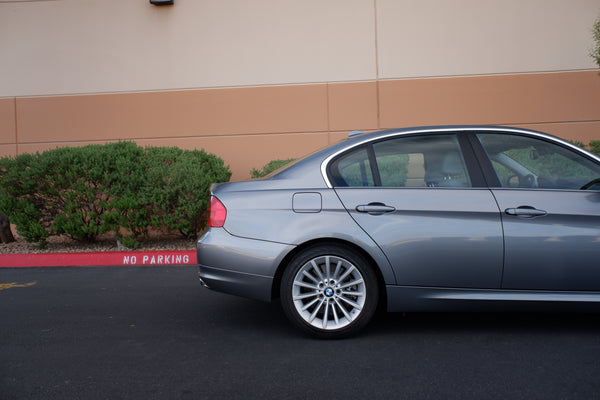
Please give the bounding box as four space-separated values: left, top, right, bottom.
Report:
280 244 379 339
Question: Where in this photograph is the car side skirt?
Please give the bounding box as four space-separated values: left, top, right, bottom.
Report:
387 286 600 312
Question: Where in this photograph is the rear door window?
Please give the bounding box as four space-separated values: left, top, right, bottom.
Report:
329 134 471 188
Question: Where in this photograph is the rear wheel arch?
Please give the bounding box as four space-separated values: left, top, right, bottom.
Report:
271 238 387 309
278 241 383 338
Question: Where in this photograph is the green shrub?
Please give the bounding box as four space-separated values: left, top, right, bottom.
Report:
145 146 231 239
592 17 600 71
569 140 586 149
0 155 43 245
589 140 600 156
251 158 296 178
0 142 231 247
571 140 600 156
102 142 154 246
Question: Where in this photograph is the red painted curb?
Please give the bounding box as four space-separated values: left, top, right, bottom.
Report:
0 250 196 268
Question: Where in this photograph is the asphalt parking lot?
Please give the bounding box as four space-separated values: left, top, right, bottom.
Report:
2 266 600 400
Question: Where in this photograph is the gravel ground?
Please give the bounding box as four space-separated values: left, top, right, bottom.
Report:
0 229 196 254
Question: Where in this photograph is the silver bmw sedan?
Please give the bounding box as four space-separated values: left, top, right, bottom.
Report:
197 126 600 338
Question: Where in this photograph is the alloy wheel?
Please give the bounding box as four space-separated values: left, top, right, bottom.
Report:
291 255 367 331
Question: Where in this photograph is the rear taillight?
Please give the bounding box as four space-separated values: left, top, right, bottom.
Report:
208 195 227 228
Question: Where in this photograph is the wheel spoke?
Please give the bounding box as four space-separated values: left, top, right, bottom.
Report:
322 301 330 329
325 256 331 280
339 278 364 290
341 290 364 297
301 297 320 311
311 260 325 282
294 280 318 290
339 295 362 310
331 302 340 325
293 292 318 301
302 270 319 284
334 298 352 320
332 260 343 281
337 265 356 283
308 299 324 323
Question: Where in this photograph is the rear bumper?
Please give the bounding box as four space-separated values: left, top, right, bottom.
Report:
196 228 295 302
197 266 274 302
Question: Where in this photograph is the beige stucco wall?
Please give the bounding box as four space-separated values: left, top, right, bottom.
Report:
377 0 599 78
0 0 377 96
1 0 597 96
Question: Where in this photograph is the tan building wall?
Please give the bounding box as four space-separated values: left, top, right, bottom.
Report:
2 71 599 180
1 0 599 180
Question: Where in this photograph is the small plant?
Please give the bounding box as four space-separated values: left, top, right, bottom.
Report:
589 140 600 156
592 16 600 71
569 140 586 149
117 235 141 250
570 139 600 156
251 158 296 179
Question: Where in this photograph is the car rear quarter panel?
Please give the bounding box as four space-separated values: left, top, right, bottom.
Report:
215 187 397 285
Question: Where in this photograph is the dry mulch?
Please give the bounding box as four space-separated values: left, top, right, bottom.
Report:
0 230 196 255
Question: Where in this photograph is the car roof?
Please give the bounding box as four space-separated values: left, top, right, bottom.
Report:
343 125 549 142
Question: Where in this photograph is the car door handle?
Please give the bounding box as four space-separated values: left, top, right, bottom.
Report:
356 203 396 215
505 206 547 217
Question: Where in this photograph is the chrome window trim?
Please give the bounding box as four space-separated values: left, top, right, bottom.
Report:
320 127 600 189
